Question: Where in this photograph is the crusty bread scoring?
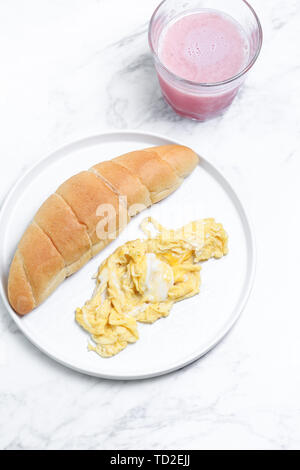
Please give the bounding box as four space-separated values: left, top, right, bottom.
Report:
8 145 199 315
149 145 199 178
114 150 182 203
91 161 151 216
34 193 92 276
15 223 66 307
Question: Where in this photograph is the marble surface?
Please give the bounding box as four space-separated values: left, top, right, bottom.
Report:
0 0 300 450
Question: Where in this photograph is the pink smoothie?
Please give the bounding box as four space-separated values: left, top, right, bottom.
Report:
157 9 250 120
159 10 249 83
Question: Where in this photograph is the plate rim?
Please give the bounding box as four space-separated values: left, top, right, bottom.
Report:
0 130 256 380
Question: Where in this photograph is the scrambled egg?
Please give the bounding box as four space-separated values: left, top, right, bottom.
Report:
76 217 228 358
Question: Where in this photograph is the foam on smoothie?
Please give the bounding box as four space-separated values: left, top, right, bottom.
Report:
158 9 250 83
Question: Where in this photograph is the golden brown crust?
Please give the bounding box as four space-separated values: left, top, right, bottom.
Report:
150 145 199 178
91 161 151 216
114 150 182 203
34 193 92 268
56 171 127 246
8 145 198 315
16 223 66 305
8 252 36 315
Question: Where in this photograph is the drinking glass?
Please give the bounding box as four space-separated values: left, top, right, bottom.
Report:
149 0 263 121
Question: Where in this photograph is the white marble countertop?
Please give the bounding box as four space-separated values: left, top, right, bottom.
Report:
0 0 299 450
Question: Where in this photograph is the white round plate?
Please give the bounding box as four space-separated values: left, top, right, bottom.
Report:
0 131 255 380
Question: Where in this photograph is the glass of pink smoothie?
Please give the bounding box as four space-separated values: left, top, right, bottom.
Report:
149 0 262 121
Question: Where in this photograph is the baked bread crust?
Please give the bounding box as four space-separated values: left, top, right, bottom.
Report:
8 145 199 314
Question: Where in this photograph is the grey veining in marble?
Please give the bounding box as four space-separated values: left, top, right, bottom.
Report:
0 0 300 450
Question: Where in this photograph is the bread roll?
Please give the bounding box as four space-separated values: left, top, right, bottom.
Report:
8 145 199 315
